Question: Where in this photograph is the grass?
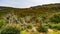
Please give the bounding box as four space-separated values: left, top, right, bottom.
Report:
48 30 60 34
20 30 30 34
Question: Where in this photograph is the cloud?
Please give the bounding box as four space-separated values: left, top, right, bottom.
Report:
28 0 60 5
0 0 60 8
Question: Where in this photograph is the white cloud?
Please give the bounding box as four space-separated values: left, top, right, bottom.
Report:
0 0 60 8
28 0 60 5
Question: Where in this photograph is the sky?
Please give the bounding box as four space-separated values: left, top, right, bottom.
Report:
0 0 60 8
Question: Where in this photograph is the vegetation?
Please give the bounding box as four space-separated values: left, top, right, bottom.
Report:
0 3 60 34
50 14 60 23
1 25 20 34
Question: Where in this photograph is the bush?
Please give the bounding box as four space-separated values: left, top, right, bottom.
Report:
27 25 32 29
0 19 6 28
50 14 60 23
53 23 60 30
47 23 60 30
1 26 20 34
37 26 48 33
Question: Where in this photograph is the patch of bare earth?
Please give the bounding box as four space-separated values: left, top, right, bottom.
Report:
39 32 45 34
48 29 54 32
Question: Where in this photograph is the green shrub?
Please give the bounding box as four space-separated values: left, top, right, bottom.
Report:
1 26 20 34
37 26 48 33
50 14 60 23
0 19 6 28
27 25 32 29
53 23 60 30
48 23 60 30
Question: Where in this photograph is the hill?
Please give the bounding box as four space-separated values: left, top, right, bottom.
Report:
0 3 60 34
0 3 60 17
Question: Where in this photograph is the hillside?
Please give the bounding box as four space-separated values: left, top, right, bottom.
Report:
0 3 60 17
0 3 60 34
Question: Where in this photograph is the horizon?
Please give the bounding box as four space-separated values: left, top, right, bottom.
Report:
0 0 60 8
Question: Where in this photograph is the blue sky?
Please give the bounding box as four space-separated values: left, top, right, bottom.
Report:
0 0 60 8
